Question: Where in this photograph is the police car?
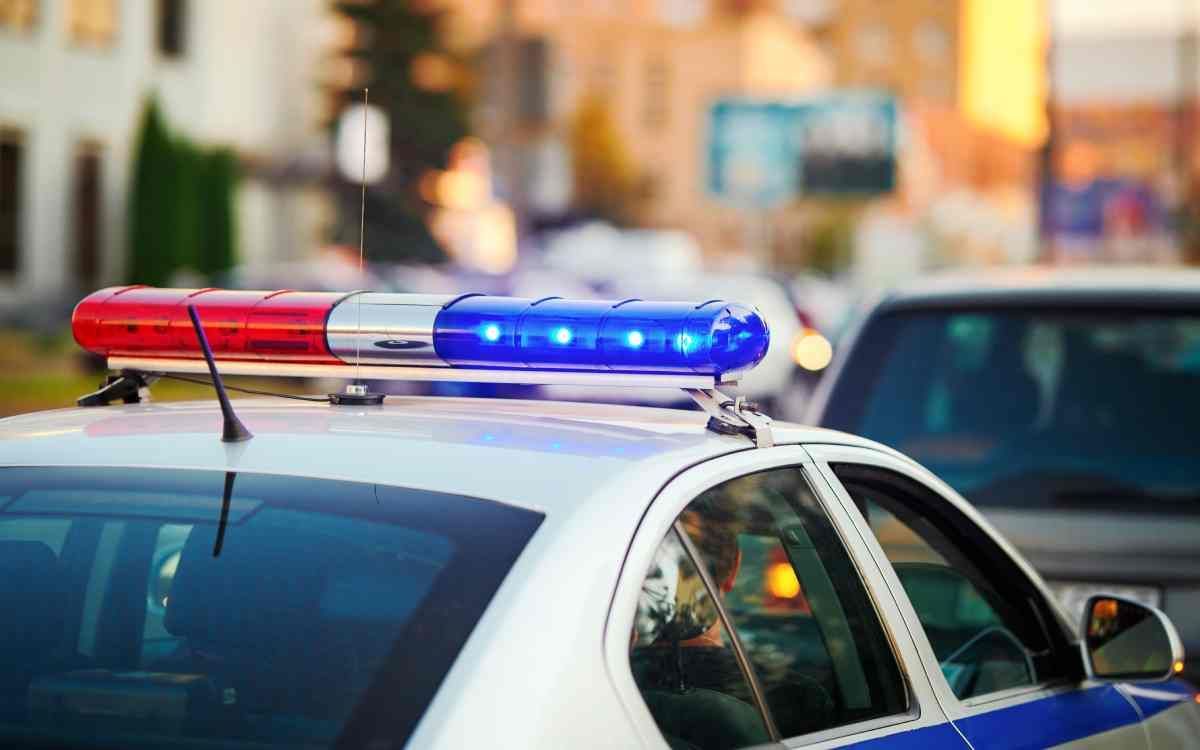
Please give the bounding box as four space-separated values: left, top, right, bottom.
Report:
0 286 1194 749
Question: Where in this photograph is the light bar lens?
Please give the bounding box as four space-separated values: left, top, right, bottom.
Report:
72 286 345 363
73 287 771 378
433 297 769 375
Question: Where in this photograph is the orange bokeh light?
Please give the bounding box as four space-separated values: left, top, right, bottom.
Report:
765 562 801 599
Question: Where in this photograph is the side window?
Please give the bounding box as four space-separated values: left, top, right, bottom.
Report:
140 523 193 666
630 467 908 749
834 464 1070 700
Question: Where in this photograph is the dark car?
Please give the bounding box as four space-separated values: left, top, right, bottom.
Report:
807 267 1200 682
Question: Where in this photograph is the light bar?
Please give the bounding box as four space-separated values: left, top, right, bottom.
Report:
73 286 770 385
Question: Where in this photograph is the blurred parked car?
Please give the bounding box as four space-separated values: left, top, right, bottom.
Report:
807 267 1200 683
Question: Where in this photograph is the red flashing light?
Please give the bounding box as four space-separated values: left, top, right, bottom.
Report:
72 287 345 364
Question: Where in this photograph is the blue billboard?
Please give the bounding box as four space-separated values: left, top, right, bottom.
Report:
707 94 898 208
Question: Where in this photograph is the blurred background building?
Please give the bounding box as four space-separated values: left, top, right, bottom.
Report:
0 0 1197 318
0 0 333 314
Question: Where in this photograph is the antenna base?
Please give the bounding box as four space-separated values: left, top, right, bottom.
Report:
330 382 385 406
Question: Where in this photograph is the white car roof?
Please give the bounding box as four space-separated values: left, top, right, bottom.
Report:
0 397 891 514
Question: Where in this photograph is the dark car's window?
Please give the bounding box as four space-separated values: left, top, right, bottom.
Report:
823 308 1200 512
630 467 907 749
0 467 542 749
833 465 1078 700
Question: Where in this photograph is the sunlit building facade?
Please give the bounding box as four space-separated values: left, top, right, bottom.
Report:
0 0 331 303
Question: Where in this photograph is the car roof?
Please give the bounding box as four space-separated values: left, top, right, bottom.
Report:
879 266 1200 310
0 397 891 514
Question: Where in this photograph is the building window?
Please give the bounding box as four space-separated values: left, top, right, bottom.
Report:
157 0 186 58
658 0 706 27
66 0 117 48
782 0 836 27
0 0 37 32
73 142 103 286
855 23 892 67
913 19 950 64
643 55 669 130
0 129 23 276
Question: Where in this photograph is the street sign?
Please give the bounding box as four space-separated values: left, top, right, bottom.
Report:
707 93 898 207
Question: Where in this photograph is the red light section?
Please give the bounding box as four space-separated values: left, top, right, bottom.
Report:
72 286 346 363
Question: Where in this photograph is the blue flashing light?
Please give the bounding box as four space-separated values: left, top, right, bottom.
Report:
433 296 769 375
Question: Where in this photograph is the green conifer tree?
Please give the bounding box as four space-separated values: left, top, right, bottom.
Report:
127 96 239 284
330 0 470 262
127 98 178 286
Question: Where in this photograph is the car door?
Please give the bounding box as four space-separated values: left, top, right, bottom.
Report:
806 444 1149 750
605 446 969 749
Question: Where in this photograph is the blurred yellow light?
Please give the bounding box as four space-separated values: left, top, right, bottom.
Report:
792 330 833 371
410 52 456 93
766 562 801 599
473 204 517 274
1174 660 1185 674
419 170 442 203
436 170 487 210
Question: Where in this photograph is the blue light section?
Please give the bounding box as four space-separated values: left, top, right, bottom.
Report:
433 296 769 375
517 299 611 369
431 296 531 367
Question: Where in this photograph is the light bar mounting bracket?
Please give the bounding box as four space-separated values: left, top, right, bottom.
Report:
77 370 159 407
685 388 775 448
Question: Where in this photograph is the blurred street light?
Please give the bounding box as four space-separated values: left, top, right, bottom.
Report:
336 104 389 184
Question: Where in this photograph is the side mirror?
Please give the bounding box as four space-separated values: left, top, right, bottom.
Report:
1081 595 1185 682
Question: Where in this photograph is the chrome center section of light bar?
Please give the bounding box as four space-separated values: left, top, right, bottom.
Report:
325 293 454 366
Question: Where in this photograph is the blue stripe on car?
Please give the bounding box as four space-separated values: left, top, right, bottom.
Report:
842 722 964 748
956 685 1139 749
836 680 1197 748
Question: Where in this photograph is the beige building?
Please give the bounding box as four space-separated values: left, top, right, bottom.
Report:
457 0 834 257
797 0 961 104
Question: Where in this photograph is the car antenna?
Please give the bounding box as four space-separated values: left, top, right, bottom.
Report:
332 86 385 406
212 471 236 558
187 303 253 442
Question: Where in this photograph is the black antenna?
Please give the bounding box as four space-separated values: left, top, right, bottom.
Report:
187 303 253 442
213 471 236 558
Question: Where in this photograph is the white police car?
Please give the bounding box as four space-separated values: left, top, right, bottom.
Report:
0 286 1194 749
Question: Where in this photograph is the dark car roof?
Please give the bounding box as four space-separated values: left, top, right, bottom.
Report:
878 267 1200 312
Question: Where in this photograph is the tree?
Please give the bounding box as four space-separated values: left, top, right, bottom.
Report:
329 0 471 263
195 147 238 278
568 94 640 226
127 98 179 286
127 96 239 285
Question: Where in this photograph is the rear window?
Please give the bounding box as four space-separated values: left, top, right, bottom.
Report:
822 308 1200 513
0 467 542 749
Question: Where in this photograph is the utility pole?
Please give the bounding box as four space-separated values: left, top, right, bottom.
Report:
1175 0 1197 261
1035 0 1057 263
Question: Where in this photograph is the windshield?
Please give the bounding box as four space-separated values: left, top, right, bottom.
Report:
823 308 1200 513
0 467 542 749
